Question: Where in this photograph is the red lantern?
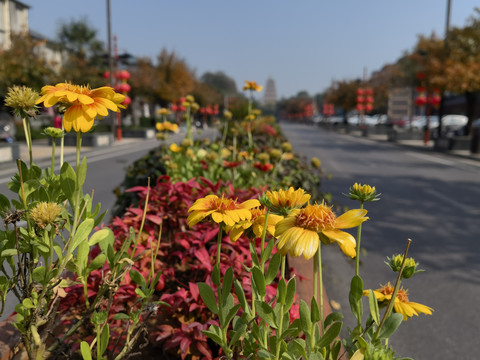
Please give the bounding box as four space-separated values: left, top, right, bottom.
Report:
365 96 374 104
356 104 365 111
122 96 132 106
428 93 441 107
365 103 374 112
118 83 131 93
416 72 426 80
364 88 373 96
356 89 364 96
356 96 364 103
103 70 110 79
415 95 427 106
118 70 130 80
416 86 426 93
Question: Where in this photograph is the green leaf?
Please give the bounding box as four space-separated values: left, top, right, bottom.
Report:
1 249 18 257
23 179 41 201
261 238 275 265
0 194 10 211
224 304 241 329
129 269 147 289
221 267 233 304
202 324 223 345
78 157 88 188
135 288 147 298
89 228 114 248
22 298 35 309
255 300 277 329
368 289 380 325
284 277 296 314
99 323 109 356
249 241 260 267
265 252 281 284
287 339 307 359
324 311 343 327
378 313 403 339
198 282 219 314
112 313 130 321
316 321 342 349
277 278 286 304
252 266 266 298
80 341 92 360
87 254 107 273
234 279 251 314
349 275 364 322
257 349 274 359
228 321 246 347
299 300 312 333
307 353 324 360
311 296 321 323
76 240 89 274
212 263 221 287
70 218 94 252
32 266 45 284
60 162 76 200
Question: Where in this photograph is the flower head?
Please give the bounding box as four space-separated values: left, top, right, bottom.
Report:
224 110 232 120
5 86 40 119
43 127 64 139
275 201 368 259
311 157 322 169
157 108 171 116
281 142 292 152
226 208 283 242
347 182 381 203
187 195 261 227
243 80 263 92
36 83 125 133
386 254 424 279
30 202 62 229
169 143 183 153
254 162 274 172
260 187 310 216
365 283 433 320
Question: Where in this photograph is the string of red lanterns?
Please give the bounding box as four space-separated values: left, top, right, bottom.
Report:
414 71 441 144
356 88 374 113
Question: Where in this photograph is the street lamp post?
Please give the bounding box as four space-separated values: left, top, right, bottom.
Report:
414 72 441 144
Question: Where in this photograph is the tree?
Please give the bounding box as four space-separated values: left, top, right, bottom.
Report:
324 79 360 115
154 49 195 103
200 71 238 96
0 33 55 94
56 18 105 86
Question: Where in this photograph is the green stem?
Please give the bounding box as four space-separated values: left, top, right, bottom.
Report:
51 140 56 175
259 210 270 274
355 202 365 277
317 243 324 335
216 225 223 266
71 132 82 236
60 124 65 166
22 117 33 166
374 239 412 340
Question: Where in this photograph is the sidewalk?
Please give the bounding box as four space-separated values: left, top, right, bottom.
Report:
330 126 480 162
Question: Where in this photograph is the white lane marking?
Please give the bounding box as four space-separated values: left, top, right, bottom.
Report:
406 151 455 166
424 187 480 215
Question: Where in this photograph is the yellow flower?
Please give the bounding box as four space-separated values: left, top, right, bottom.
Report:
263 187 310 215
348 182 381 202
226 208 284 242
281 142 292 152
281 152 294 161
157 108 171 116
221 148 231 159
275 201 368 259
181 138 193 147
311 157 322 168
187 195 261 227
30 202 62 229
243 80 263 92
169 143 183 152
36 83 125 133
269 149 282 160
185 95 195 103
365 283 433 320
224 110 232 119
156 122 165 131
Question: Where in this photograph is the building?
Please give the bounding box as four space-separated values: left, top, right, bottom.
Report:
263 77 277 109
0 0 29 50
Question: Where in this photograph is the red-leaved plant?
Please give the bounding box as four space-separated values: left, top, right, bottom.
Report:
59 176 300 359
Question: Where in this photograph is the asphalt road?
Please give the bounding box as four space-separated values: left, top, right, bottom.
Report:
280 122 480 360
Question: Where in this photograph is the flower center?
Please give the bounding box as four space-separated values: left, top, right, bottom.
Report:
212 197 237 212
295 203 336 232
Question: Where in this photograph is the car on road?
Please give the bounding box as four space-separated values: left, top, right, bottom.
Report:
441 114 468 136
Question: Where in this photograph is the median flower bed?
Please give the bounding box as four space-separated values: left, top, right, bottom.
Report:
0 82 432 360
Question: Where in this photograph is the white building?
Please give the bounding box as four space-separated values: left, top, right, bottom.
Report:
0 0 29 50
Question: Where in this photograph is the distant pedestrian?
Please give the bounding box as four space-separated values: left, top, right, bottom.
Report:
54 114 62 129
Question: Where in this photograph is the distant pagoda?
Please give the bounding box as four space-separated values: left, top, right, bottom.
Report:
263 77 277 109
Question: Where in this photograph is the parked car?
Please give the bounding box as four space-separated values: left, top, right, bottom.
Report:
441 114 468 136
410 115 440 130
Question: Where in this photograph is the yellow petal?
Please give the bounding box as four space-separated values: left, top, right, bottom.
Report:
241 199 261 209
211 211 224 224
78 94 94 105
335 209 368 229
322 229 356 258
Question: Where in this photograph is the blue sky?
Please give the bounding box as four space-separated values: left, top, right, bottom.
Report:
28 1 479 99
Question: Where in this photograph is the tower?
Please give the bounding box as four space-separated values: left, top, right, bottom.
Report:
263 77 277 110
